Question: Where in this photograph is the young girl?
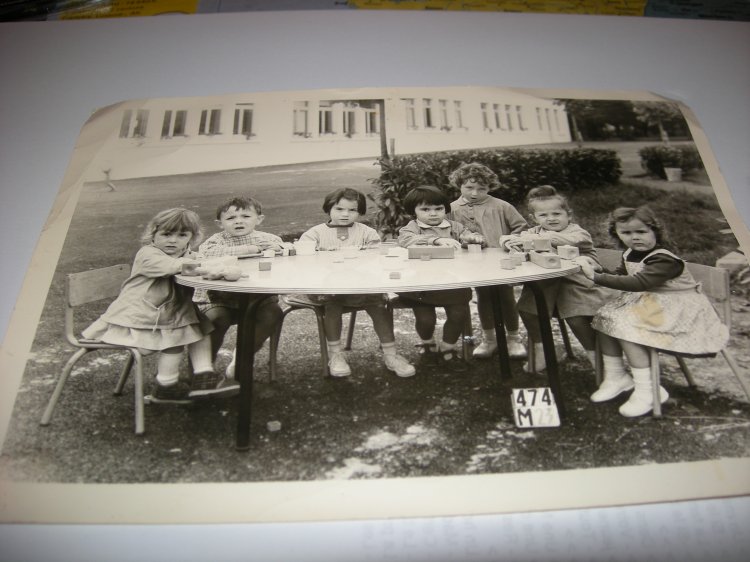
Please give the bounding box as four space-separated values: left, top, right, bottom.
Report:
292 188 415 378
398 185 486 371
449 162 528 360
82 208 236 403
503 185 615 373
581 206 729 417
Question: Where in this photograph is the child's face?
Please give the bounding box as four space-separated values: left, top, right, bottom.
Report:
460 179 491 205
615 218 657 252
530 199 570 232
218 205 264 237
414 202 446 226
328 198 360 226
153 229 192 256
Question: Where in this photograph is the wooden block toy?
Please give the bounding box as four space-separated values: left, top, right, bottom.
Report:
532 237 553 252
521 238 535 251
510 253 525 267
408 246 455 259
389 271 401 279
499 258 515 270
528 251 562 269
557 245 580 259
258 261 272 271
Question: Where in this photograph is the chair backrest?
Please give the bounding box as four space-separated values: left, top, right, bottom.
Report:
594 247 731 328
67 264 131 307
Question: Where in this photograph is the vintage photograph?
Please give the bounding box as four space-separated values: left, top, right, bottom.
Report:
1 86 749 522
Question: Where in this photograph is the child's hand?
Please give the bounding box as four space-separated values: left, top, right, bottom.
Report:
257 240 283 252
242 244 261 255
435 238 462 249
574 256 596 280
506 238 525 252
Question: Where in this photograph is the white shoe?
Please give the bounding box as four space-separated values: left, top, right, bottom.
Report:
328 352 351 377
225 358 236 379
590 375 634 403
507 337 527 359
472 340 497 359
619 385 669 417
384 354 416 378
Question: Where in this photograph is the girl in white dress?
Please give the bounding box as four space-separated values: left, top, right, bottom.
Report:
579 206 729 417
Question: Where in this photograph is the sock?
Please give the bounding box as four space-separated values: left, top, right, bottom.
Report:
586 349 597 368
506 329 519 341
381 341 397 357
439 341 457 358
327 340 342 355
156 352 182 386
421 338 437 351
602 354 626 378
188 337 213 374
482 328 496 343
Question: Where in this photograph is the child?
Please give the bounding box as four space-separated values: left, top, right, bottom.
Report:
398 185 486 371
580 206 729 417
449 162 528 359
81 208 233 403
294 187 415 378
194 196 285 378
503 185 615 373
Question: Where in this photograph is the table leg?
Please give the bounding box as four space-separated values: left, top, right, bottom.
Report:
235 295 269 451
489 285 512 380
528 282 566 418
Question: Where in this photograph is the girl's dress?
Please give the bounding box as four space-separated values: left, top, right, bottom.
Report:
82 245 212 350
592 248 728 354
514 223 616 318
292 221 385 307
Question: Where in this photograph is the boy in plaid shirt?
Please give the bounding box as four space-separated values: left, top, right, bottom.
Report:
195 196 284 378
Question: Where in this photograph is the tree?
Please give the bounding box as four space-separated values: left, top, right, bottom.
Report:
632 101 683 144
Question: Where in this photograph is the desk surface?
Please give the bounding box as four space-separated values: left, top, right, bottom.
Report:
176 247 580 294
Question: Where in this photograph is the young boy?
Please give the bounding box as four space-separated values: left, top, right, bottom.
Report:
194 196 285 379
448 162 528 360
397 185 485 371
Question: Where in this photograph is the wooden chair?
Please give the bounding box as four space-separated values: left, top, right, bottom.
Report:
273 294 474 380
593 249 750 416
40 264 147 435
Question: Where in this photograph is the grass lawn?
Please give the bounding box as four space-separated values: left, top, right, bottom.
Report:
2 145 749 484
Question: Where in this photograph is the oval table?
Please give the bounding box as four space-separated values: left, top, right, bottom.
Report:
177 247 580 450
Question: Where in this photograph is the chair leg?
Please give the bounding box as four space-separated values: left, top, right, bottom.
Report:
40 347 90 426
113 352 135 396
650 349 662 417
594 336 603 386
133 351 145 435
558 318 574 358
722 349 750 402
344 311 357 351
675 356 697 388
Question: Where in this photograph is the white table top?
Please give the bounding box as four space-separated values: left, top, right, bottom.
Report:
175 247 580 294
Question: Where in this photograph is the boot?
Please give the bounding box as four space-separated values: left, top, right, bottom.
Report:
590 354 634 403
619 367 669 417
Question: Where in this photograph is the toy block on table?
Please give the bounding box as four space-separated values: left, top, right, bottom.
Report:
407 246 455 259
557 245 580 260
532 237 553 252
528 251 562 269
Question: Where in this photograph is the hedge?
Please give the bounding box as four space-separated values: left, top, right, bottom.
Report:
368 147 621 237
638 144 703 179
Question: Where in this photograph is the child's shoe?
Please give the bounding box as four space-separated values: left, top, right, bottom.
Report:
618 368 669 417
328 352 352 377
440 349 468 373
507 335 527 359
225 353 236 379
415 343 440 367
189 371 240 398
590 373 634 403
384 354 416 378
472 340 497 359
146 380 192 404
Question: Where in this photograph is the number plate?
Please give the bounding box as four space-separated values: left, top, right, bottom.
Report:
511 387 561 428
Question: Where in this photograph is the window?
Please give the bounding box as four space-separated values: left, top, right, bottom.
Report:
546 108 553 132
481 103 490 130
233 104 254 138
505 105 514 131
404 98 416 129
343 110 356 136
199 109 221 136
319 102 334 134
364 104 379 135
422 98 434 128
119 109 150 138
453 101 464 128
536 107 543 130
293 101 310 137
439 100 449 130
493 104 504 130
161 110 187 138
553 109 561 131
516 106 527 131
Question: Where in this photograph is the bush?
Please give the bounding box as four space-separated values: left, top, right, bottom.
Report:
638 144 703 179
369 147 621 237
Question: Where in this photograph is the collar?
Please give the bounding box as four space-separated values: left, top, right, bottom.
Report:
325 221 354 228
416 219 451 229
456 196 488 206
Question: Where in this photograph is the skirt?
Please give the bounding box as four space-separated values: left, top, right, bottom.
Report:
518 272 618 319
82 315 213 351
